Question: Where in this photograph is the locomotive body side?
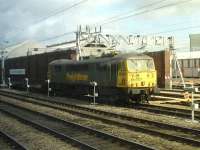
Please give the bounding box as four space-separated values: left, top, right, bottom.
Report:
49 53 157 103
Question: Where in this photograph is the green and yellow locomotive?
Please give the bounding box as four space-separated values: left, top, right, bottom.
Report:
48 52 157 103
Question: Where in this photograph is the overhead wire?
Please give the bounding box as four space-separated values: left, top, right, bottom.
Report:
137 24 200 36
31 0 88 25
130 17 198 34
8 0 197 46
44 1 197 45
101 0 193 26
95 0 198 48
38 0 167 44
8 0 88 43
39 31 75 42
37 0 169 43
41 0 197 45
97 0 168 25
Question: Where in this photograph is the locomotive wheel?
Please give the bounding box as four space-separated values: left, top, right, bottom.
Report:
140 94 147 104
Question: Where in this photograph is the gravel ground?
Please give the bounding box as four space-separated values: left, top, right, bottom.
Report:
0 138 13 150
1 96 199 150
30 92 200 129
151 100 193 108
0 111 78 150
83 104 200 130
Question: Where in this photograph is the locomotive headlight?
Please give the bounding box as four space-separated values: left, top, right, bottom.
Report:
141 82 145 86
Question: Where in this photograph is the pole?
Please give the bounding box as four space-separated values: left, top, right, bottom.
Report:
0 41 9 87
168 37 173 90
169 52 173 89
76 26 82 61
48 80 49 97
25 78 29 93
93 84 96 105
173 51 185 88
90 81 98 105
47 79 50 97
174 58 177 79
8 77 11 89
1 55 5 85
1 49 7 86
191 85 194 122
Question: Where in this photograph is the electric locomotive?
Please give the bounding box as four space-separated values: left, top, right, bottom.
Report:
48 52 157 103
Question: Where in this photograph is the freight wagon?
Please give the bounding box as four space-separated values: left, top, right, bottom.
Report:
4 50 76 90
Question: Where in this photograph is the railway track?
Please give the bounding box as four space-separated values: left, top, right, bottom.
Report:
162 89 200 94
135 104 200 120
2 89 200 120
153 89 200 99
0 99 154 150
0 90 200 147
0 130 27 150
152 89 200 103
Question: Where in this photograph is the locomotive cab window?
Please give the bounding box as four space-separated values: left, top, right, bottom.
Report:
127 59 154 71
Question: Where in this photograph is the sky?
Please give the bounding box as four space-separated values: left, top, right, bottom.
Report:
0 0 200 50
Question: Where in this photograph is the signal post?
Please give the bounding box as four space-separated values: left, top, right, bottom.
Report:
184 86 199 123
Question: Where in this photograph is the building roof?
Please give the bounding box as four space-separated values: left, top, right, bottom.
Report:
49 52 152 66
5 40 46 58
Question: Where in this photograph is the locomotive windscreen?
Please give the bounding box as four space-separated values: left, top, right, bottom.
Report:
127 59 154 71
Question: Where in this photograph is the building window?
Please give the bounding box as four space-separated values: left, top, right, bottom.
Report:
190 59 194 68
187 59 190 68
199 59 200 67
194 59 197 68
197 59 199 67
183 59 188 68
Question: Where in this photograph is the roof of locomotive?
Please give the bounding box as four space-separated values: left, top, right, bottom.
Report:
49 52 153 66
